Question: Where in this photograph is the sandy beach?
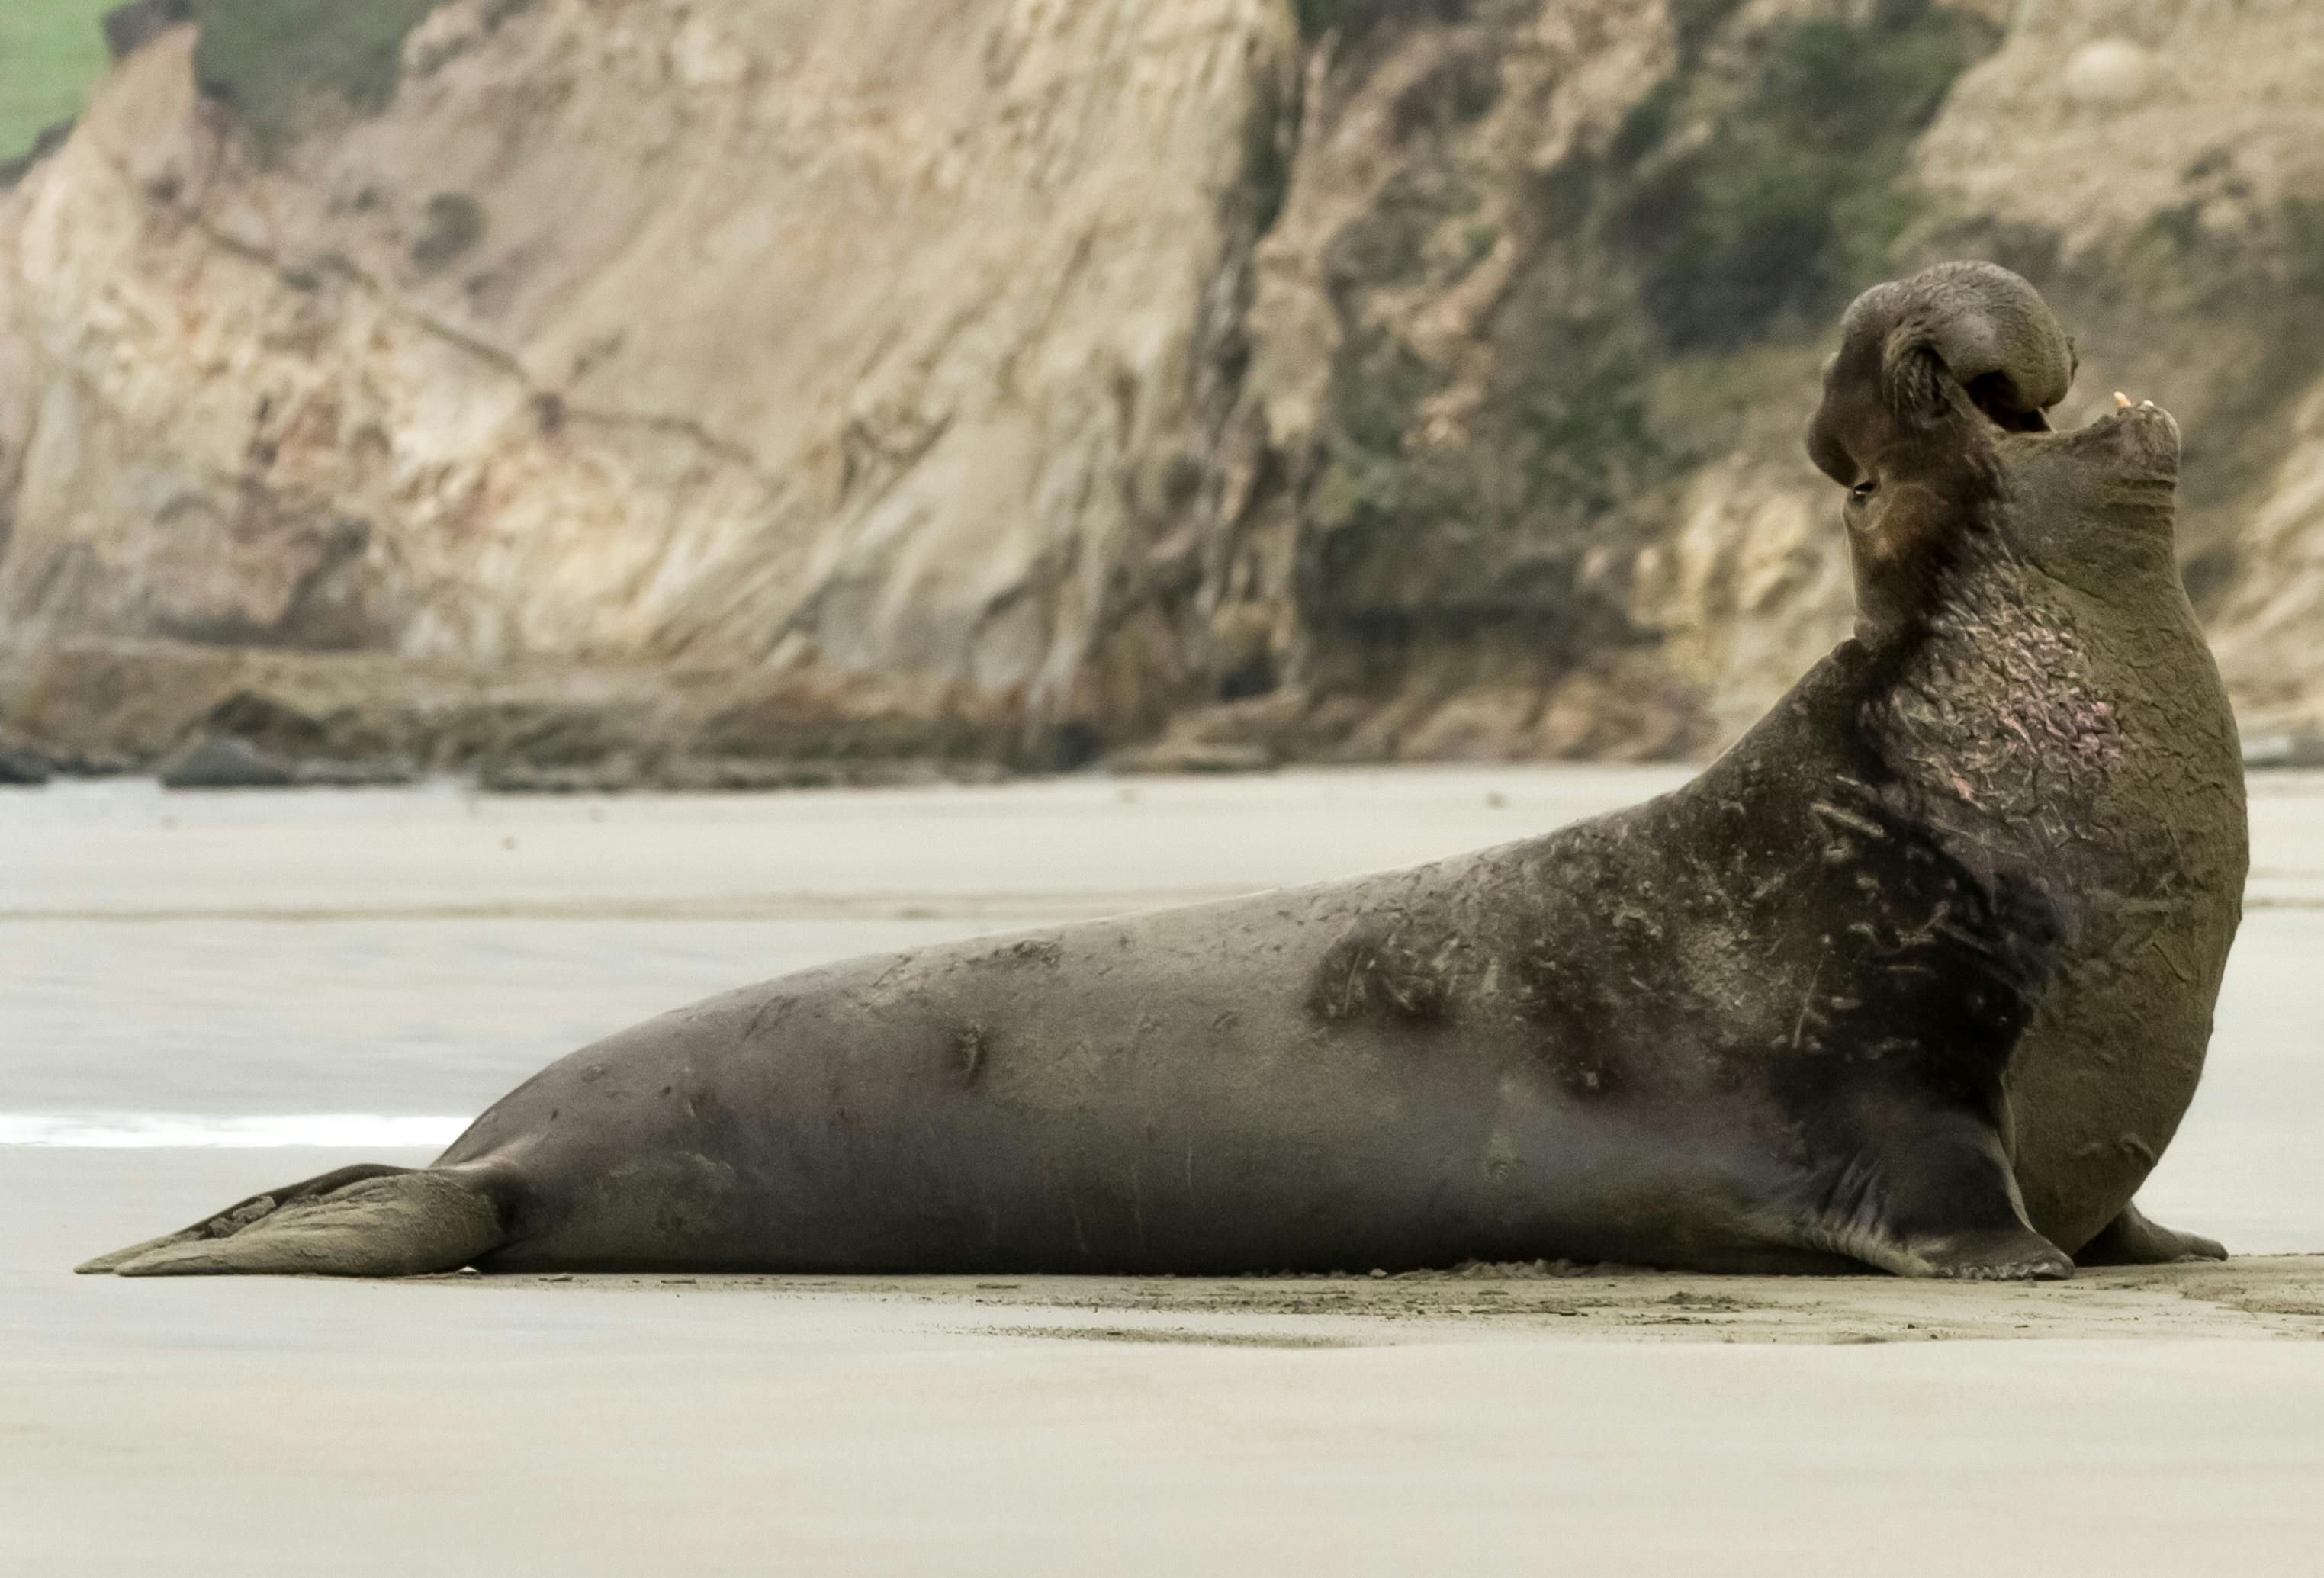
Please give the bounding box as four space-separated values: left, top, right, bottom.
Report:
5 767 2322 1573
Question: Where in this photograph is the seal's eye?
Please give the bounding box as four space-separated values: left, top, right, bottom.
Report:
1849 479 1878 505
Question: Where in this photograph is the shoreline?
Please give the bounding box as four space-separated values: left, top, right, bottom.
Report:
404 1255 2324 1346
14 1147 2324 1574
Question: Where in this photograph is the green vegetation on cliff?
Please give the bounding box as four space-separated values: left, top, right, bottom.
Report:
188 0 449 148
1295 0 1999 689
0 0 531 163
1294 0 1466 50
1612 0 1998 349
0 0 114 162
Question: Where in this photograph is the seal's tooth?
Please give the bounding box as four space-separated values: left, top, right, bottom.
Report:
2114 390 2133 408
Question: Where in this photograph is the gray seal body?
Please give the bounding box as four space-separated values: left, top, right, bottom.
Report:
83 265 2245 1281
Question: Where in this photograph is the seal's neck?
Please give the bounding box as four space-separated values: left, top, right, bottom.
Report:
1865 552 2122 833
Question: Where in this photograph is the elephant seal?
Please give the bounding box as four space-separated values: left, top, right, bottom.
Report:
1808 266 2247 1265
82 262 2245 1282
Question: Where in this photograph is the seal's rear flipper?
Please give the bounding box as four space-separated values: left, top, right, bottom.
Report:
2075 1200 2226 1267
75 1161 414 1274
77 1167 506 1278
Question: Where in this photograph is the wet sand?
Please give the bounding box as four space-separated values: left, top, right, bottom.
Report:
11 1148 2324 1576
5 767 2323 1573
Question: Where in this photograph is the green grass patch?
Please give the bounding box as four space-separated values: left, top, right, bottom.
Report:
0 0 116 162
2 0 513 164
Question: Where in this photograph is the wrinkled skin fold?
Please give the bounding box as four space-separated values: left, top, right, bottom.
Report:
82 263 2246 1283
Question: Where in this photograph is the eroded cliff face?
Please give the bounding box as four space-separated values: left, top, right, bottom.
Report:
1 0 2319 780
0 0 1299 776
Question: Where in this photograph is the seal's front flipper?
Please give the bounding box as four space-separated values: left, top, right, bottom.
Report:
1798 1114 2072 1281
2075 1200 2226 1267
79 1168 505 1278
1905 1224 2075 1282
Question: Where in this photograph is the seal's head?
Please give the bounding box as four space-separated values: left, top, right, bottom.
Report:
1808 261 2181 637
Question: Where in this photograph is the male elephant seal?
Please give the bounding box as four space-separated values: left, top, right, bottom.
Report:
84 262 2245 1281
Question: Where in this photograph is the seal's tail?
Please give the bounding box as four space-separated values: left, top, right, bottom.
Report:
75 1163 506 1278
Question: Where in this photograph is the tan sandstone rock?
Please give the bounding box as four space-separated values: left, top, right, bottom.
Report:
0 0 1297 767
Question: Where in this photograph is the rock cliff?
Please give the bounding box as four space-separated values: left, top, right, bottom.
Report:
2 0 2319 781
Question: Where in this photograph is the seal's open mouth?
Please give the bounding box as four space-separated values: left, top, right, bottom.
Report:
1969 379 2175 467
1993 386 2183 497
1963 372 2053 434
